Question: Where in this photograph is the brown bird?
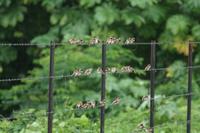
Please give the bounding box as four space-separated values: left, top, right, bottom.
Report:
138 123 145 129
112 97 120 105
72 69 83 77
110 67 117 73
90 37 100 45
76 101 83 108
144 64 151 71
121 66 135 73
99 100 105 107
83 68 93 76
125 37 135 44
145 128 153 133
69 38 77 44
87 101 96 108
142 95 150 101
106 37 115 45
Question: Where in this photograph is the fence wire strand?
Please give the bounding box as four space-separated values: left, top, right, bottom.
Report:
1 92 199 121
0 41 200 46
1 65 200 82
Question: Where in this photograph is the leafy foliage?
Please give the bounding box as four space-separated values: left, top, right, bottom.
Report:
0 0 200 132
94 4 119 25
166 15 191 35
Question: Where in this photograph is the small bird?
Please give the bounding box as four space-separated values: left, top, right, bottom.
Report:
112 97 120 105
145 128 153 133
78 39 84 45
121 66 135 73
138 123 145 129
142 95 150 101
99 100 105 107
96 67 103 74
125 37 135 44
90 37 100 45
69 38 77 44
87 101 96 108
116 38 121 44
110 67 117 73
72 69 82 77
76 102 83 108
106 37 115 45
144 64 151 71
83 68 93 76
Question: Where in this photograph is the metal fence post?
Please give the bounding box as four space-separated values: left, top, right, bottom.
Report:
100 44 106 133
150 41 156 133
187 42 192 133
48 42 55 133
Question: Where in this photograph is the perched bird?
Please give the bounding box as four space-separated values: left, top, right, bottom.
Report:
142 95 150 101
106 37 115 45
144 64 151 71
97 67 103 74
69 38 77 44
87 101 96 108
83 68 93 76
72 69 83 77
145 128 153 133
125 37 135 45
110 67 117 73
121 66 135 73
99 100 105 107
112 97 120 105
69 38 83 45
90 37 100 45
138 123 145 129
76 101 83 108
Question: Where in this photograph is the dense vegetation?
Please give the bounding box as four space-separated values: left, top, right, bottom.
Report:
0 0 200 132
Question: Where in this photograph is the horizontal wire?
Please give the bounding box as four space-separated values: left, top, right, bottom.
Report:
142 90 200 103
154 93 193 100
0 64 200 82
0 70 133 82
0 41 200 46
1 91 198 120
132 116 200 133
0 102 119 121
151 65 200 71
148 92 195 101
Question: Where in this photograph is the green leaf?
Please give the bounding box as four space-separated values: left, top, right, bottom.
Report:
80 0 101 8
183 0 200 12
128 0 158 9
192 25 200 40
142 5 165 23
166 15 190 35
0 5 26 27
0 0 11 7
50 12 68 26
94 4 119 25
121 8 145 27
0 47 17 64
31 27 59 45
42 0 64 11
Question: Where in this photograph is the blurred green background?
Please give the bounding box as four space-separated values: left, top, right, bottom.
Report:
0 0 200 132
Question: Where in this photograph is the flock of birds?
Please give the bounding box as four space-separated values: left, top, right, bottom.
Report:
68 37 135 45
76 97 120 109
71 66 135 77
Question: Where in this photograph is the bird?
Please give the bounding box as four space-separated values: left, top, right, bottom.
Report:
112 97 120 105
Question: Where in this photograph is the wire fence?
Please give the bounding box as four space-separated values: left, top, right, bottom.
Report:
0 39 199 133
0 37 200 46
